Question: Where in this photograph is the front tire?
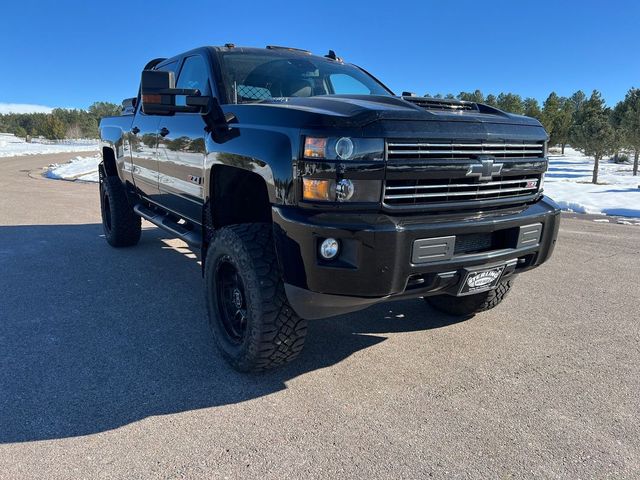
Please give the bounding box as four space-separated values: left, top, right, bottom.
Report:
100 174 141 247
204 223 307 372
425 279 514 317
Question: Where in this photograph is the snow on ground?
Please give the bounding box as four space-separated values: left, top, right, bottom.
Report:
0 132 98 158
45 155 101 182
16 130 639 220
544 147 640 218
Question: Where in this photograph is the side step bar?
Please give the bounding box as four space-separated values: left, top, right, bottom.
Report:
133 204 203 247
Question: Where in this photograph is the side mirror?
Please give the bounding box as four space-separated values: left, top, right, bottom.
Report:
121 97 137 115
140 70 211 116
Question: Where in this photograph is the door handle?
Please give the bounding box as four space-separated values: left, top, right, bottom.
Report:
131 126 140 134
159 127 170 137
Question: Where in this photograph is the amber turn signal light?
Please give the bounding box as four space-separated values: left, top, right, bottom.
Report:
142 94 162 104
303 137 327 159
302 178 332 201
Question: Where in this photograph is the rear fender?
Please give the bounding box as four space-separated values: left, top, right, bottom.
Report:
100 124 131 182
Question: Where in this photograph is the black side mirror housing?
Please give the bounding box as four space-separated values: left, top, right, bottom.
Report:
121 97 137 115
140 70 211 116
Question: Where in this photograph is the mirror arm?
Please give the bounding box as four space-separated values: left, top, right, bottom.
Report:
203 99 239 143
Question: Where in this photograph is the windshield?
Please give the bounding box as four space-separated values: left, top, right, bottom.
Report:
219 51 391 103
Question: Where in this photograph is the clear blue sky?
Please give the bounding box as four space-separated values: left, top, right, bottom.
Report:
1 0 638 110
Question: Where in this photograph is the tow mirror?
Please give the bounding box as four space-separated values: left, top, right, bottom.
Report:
140 70 211 116
121 97 137 115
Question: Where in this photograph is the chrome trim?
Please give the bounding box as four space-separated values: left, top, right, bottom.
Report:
388 149 543 155
385 186 538 200
386 142 545 160
385 178 538 190
387 143 544 148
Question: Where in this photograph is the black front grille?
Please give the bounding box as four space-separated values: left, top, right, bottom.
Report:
453 230 518 255
383 139 547 210
454 233 494 254
387 141 545 160
383 174 542 207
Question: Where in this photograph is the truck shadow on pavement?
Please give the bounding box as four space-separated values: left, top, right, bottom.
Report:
0 223 465 443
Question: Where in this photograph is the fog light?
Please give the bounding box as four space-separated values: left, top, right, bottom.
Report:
320 238 339 259
335 179 354 201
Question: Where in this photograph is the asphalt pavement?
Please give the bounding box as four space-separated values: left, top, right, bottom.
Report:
0 153 639 479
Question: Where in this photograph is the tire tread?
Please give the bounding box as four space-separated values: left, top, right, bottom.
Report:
100 174 141 247
205 223 307 372
425 279 513 317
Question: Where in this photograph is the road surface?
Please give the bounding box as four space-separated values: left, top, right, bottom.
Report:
1 153 639 479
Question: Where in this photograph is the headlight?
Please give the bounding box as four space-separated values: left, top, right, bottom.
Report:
303 136 384 161
302 178 381 203
335 137 355 160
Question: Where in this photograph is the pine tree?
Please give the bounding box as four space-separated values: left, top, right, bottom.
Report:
457 90 484 103
554 99 574 154
620 88 640 175
88 102 121 120
496 93 524 114
523 97 542 121
42 115 66 140
485 94 498 107
569 90 587 118
610 100 628 163
570 90 616 183
543 92 578 153
541 92 562 142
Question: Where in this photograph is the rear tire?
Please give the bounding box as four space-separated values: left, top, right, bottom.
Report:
204 223 307 372
100 174 141 247
424 279 514 316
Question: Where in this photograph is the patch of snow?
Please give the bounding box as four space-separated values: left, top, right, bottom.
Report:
544 148 640 218
46 156 101 182
0 133 98 158
592 219 610 223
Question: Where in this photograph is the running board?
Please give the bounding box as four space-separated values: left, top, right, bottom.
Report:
133 204 202 247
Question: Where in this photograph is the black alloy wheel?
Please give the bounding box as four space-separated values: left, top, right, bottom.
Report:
214 256 248 343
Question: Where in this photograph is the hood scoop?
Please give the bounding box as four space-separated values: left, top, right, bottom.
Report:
402 96 479 112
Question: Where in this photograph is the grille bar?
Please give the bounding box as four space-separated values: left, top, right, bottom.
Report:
385 185 538 200
389 149 543 155
385 178 537 190
383 175 541 207
387 143 543 148
387 141 545 160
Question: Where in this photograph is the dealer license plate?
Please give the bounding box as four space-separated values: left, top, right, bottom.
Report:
458 265 506 296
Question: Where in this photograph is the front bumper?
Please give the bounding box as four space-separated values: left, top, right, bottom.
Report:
272 197 561 319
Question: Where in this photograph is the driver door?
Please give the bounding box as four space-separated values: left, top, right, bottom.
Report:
156 54 211 224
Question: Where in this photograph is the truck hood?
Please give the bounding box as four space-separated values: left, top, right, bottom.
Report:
224 95 547 141
253 95 540 126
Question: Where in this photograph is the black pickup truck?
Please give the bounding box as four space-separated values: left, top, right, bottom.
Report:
99 45 560 371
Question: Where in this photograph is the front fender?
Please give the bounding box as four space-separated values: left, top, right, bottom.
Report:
203 127 298 205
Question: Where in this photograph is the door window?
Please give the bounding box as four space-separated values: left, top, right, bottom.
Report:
177 56 211 96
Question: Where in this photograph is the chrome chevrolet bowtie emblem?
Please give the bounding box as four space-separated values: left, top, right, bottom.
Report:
466 157 503 181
